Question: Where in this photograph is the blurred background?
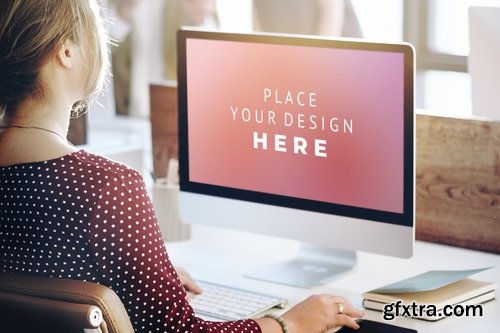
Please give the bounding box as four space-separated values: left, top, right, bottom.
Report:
101 0 500 119
83 0 500 185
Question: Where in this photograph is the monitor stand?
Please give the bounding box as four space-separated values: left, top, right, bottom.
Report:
244 244 357 288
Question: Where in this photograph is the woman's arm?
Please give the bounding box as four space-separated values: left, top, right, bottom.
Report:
89 165 362 333
88 167 261 332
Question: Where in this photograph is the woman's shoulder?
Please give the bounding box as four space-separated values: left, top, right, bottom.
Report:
68 149 142 179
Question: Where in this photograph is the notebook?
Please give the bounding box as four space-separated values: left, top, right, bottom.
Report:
362 268 496 321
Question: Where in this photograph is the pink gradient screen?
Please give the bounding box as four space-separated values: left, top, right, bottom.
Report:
186 38 405 213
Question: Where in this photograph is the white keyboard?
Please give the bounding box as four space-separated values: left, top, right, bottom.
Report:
190 280 288 321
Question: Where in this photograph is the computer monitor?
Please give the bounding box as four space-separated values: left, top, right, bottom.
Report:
177 29 415 287
468 6 500 120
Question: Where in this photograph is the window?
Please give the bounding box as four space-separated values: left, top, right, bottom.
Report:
216 0 252 32
352 0 403 41
406 0 500 116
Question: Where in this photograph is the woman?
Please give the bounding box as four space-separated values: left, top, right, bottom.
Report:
0 1 363 332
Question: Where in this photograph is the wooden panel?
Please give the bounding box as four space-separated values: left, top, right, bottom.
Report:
149 82 178 179
416 114 500 253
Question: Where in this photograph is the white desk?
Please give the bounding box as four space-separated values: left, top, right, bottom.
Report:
165 224 499 332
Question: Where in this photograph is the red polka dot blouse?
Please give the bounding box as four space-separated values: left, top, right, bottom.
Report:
0 150 261 333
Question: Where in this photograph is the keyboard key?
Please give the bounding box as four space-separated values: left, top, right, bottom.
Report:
190 280 287 321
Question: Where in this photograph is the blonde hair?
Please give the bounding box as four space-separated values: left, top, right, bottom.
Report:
0 0 109 122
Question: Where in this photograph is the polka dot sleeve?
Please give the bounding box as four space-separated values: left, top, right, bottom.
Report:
87 162 262 333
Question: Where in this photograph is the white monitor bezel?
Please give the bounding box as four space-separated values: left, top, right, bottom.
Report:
177 29 415 260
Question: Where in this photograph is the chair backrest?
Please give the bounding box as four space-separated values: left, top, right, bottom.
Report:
0 272 135 333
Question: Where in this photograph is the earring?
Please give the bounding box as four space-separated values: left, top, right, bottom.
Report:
71 101 88 118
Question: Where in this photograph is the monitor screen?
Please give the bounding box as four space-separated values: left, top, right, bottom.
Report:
177 29 414 286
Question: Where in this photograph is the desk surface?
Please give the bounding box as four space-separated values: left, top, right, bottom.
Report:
165 224 499 333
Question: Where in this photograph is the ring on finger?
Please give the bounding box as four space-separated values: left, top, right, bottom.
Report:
337 303 344 315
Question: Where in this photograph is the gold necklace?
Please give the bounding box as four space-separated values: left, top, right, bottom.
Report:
0 125 67 142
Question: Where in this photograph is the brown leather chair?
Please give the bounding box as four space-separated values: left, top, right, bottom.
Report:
0 272 135 333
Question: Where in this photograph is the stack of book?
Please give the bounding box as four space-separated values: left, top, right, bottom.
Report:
362 267 496 321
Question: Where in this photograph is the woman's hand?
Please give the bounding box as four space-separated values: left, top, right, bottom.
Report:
257 294 363 333
284 294 363 332
175 266 203 297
